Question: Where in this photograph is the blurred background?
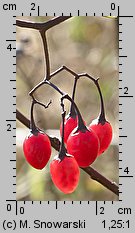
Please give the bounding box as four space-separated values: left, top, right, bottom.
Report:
16 16 119 201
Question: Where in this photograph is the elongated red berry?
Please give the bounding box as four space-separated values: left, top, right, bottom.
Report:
67 127 99 167
23 131 51 169
50 155 80 194
89 119 112 155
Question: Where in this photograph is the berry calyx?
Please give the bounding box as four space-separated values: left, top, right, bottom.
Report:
89 79 113 155
23 130 51 169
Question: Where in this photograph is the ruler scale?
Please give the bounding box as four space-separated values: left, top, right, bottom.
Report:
0 0 135 232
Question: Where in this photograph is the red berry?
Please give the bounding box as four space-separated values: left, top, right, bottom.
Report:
50 155 80 194
60 115 78 144
23 131 51 169
89 119 112 155
67 127 99 167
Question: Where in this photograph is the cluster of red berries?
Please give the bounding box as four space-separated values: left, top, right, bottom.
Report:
23 78 112 194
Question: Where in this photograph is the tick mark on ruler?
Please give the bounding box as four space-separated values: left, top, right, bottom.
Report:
119 55 127 58
6 39 16 42
6 119 16 122
56 201 58 209
119 15 133 18
95 201 98 215
38 6 40 16
119 95 133 98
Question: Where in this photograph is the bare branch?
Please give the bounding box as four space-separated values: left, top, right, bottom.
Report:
39 31 50 79
16 16 72 31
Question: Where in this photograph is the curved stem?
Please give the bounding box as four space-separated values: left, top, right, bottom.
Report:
78 73 106 123
16 16 72 31
59 100 67 160
33 79 86 132
30 100 38 134
29 80 45 96
45 80 65 95
40 30 50 79
95 79 106 123
69 76 79 118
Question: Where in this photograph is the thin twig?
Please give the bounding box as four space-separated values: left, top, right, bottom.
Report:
16 16 72 31
39 30 50 79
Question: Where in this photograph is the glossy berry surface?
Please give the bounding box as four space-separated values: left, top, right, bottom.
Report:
67 128 99 167
23 131 51 169
50 155 80 194
89 119 112 155
60 115 78 144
